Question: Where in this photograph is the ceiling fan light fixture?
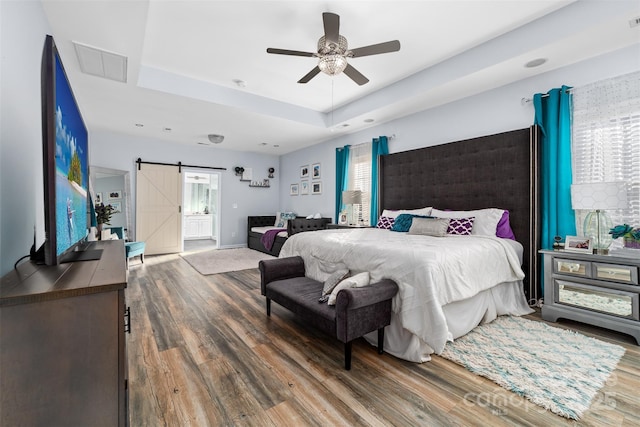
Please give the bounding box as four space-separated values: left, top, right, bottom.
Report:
318 54 348 76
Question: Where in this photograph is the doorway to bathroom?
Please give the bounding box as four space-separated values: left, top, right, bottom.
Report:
183 171 220 252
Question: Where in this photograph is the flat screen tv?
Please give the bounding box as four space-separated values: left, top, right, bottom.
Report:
38 35 100 265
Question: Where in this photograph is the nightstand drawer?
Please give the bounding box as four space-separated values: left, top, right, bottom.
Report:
593 262 638 285
555 279 639 320
554 258 591 278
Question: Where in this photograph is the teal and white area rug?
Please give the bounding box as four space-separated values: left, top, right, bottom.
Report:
440 315 625 420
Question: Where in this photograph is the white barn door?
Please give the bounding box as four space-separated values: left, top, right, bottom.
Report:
136 164 182 255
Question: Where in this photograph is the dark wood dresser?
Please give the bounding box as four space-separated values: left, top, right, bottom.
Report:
0 240 129 426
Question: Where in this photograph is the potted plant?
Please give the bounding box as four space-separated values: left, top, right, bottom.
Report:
95 203 115 234
609 224 640 249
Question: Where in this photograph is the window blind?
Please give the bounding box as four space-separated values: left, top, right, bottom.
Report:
348 142 372 225
571 71 640 239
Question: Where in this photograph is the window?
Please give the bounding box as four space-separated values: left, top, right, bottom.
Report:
347 142 372 225
572 71 640 240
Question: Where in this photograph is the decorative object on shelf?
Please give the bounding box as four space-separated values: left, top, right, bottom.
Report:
249 179 270 188
290 183 299 196
108 189 122 200
300 165 309 178
312 163 321 179
610 224 640 249
268 167 275 178
312 181 322 195
563 235 593 254
95 192 103 204
234 166 245 176
342 190 362 226
570 182 628 254
300 180 309 195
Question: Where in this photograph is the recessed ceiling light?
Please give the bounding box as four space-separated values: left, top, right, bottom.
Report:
207 134 224 144
233 79 247 88
259 142 268 146
273 144 280 148
163 127 172 132
364 118 375 123
525 58 547 68
135 123 144 127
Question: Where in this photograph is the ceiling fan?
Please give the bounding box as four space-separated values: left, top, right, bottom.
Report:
266 12 400 86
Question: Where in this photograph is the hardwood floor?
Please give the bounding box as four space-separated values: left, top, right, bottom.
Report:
127 253 640 426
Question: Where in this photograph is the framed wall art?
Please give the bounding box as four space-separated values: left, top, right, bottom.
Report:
300 180 309 195
312 181 322 195
312 163 321 179
300 165 309 178
290 183 299 196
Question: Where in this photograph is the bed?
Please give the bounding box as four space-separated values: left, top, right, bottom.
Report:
280 127 541 362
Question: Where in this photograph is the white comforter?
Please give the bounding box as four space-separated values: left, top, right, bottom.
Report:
280 228 528 358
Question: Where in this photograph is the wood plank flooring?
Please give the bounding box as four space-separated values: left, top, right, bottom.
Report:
126 253 640 426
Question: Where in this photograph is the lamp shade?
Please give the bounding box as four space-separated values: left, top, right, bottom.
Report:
570 182 627 210
342 190 362 204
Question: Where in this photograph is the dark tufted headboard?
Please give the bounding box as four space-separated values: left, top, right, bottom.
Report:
379 127 540 300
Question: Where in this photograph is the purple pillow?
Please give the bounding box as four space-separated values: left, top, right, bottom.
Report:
376 216 395 230
447 217 475 235
496 210 516 240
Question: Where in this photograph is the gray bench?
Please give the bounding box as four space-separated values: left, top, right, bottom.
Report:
259 256 398 370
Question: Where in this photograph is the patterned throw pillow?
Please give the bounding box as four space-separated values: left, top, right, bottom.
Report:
376 216 395 230
447 217 475 235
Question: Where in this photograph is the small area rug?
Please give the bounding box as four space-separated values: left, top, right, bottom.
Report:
439 315 625 420
181 248 275 275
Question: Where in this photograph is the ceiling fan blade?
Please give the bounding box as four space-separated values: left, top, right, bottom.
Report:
350 40 401 58
298 66 321 84
266 48 315 57
323 12 340 44
343 64 369 86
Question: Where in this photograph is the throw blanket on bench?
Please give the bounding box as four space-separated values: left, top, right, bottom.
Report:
260 228 287 251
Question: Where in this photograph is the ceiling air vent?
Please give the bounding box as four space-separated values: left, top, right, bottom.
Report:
630 17 640 28
73 41 127 83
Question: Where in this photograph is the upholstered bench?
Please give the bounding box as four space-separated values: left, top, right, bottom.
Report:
259 256 398 370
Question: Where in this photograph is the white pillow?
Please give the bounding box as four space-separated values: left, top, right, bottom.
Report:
327 272 370 305
381 207 432 219
274 211 282 227
431 208 504 236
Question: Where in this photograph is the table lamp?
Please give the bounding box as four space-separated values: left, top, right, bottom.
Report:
342 190 363 226
570 182 627 254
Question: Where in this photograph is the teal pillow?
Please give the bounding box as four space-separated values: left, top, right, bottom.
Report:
391 214 432 232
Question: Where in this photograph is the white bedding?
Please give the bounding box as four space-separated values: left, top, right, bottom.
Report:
251 226 288 238
279 228 533 362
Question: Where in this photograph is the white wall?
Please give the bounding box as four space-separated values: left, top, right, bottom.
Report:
279 45 640 221
0 1 52 276
89 131 280 248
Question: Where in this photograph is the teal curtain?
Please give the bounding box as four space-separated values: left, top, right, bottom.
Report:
534 85 576 295
370 136 389 225
335 145 350 222
534 85 576 251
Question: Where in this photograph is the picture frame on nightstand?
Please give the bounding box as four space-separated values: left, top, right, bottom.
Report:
564 236 593 253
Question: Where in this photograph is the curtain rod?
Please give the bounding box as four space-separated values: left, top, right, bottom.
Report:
521 88 573 105
136 158 227 172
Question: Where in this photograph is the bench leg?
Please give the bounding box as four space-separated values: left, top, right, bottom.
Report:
345 341 352 370
378 327 385 354
266 298 271 316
